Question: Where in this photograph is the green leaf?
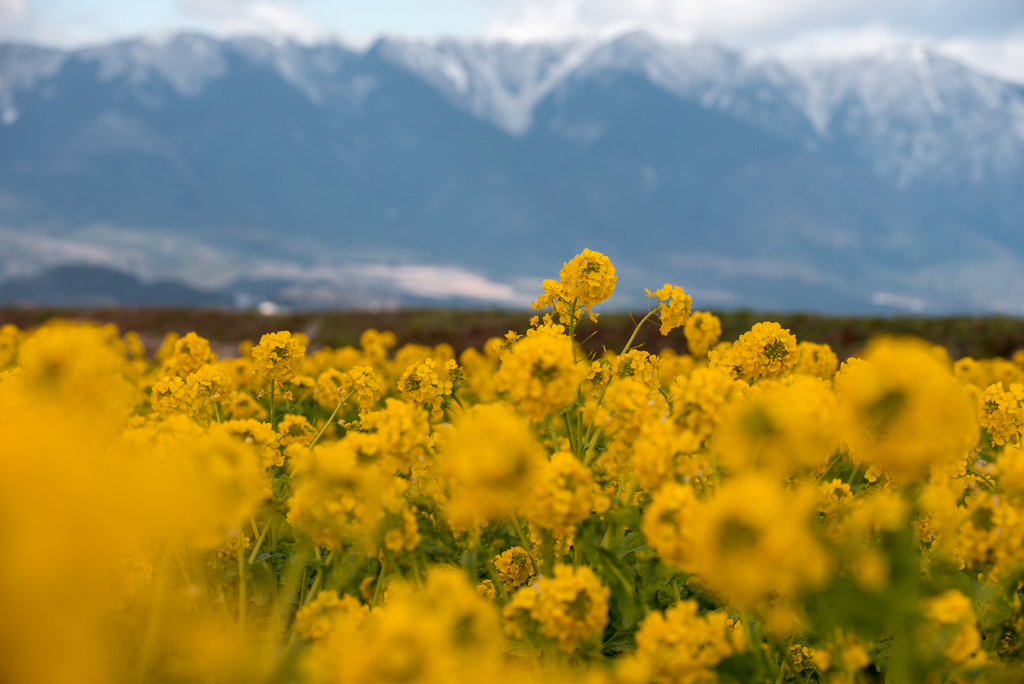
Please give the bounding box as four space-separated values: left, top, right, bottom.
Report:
601 616 641 656
715 651 762 684
502 639 541 659
619 531 648 558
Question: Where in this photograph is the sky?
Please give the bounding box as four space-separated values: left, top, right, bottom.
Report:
1 0 1023 83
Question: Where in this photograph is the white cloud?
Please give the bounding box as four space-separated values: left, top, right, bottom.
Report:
0 0 27 20
485 0 1023 42
175 0 329 43
483 0 1024 82
938 34 1024 84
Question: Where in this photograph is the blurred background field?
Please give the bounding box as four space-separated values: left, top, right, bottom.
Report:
5 307 1024 361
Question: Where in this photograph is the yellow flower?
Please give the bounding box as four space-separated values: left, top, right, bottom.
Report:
186 363 232 404
359 328 396 365
643 483 701 571
816 479 853 519
621 600 742 684
688 476 830 608
220 390 267 421
713 375 839 475
683 311 721 357
646 284 693 335
793 341 839 379
504 564 610 652
397 358 453 418
493 546 535 590
348 366 384 412
532 249 617 323
162 332 217 377
523 451 595 538
671 367 744 442
314 367 353 408
345 398 432 474
441 403 542 524
477 579 497 600
836 337 977 479
325 568 503 684
293 591 367 641
922 590 986 667
494 333 585 422
151 375 189 415
631 422 702 492
614 349 661 391
276 413 312 447
730 322 798 382
596 378 670 477
286 439 388 551
978 381 1024 445
251 331 306 382
216 419 283 469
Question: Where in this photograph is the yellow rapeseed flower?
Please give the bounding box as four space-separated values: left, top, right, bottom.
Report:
646 284 693 335
683 311 721 357
252 331 306 382
441 403 542 524
494 333 585 422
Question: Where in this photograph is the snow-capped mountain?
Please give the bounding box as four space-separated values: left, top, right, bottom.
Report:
1 31 1023 312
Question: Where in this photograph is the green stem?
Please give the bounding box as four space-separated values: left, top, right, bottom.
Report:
248 520 270 565
620 308 659 357
774 657 788 684
485 562 509 601
303 549 335 606
238 534 247 637
567 299 578 363
371 558 387 608
547 416 561 452
583 427 604 467
670 576 682 604
298 565 310 607
269 379 277 431
509 516 540 575
307 397 350 449
742 611 770 681
620 477 638 510
815 451 844 483
562 412 578 457
967 467 997 490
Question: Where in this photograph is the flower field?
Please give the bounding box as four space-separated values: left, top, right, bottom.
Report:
3 249 1024 684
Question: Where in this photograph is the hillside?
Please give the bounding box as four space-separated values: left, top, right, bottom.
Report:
1 32 1023 313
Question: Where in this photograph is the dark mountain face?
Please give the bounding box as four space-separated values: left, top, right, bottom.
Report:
0 265 232 307
0 32 1022 313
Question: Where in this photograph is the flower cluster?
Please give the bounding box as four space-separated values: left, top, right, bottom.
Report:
4 248 1022 684
532 249 617 324
647 283 693 335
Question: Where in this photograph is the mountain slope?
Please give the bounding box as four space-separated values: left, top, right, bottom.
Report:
0 31 1022 312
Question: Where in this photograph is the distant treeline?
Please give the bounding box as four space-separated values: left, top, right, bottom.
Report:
3 307 1024 362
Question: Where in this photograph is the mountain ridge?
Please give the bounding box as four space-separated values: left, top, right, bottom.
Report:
1 31 1023 313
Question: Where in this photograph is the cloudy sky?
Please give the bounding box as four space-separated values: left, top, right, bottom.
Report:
2 0 1023 82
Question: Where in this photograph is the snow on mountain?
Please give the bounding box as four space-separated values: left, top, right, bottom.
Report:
370 31 1024 186
373 36 600 134
3 30 1022 189
782 47 1024 185
2 30 1024 312
76 33 228 97
0 44 66 125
